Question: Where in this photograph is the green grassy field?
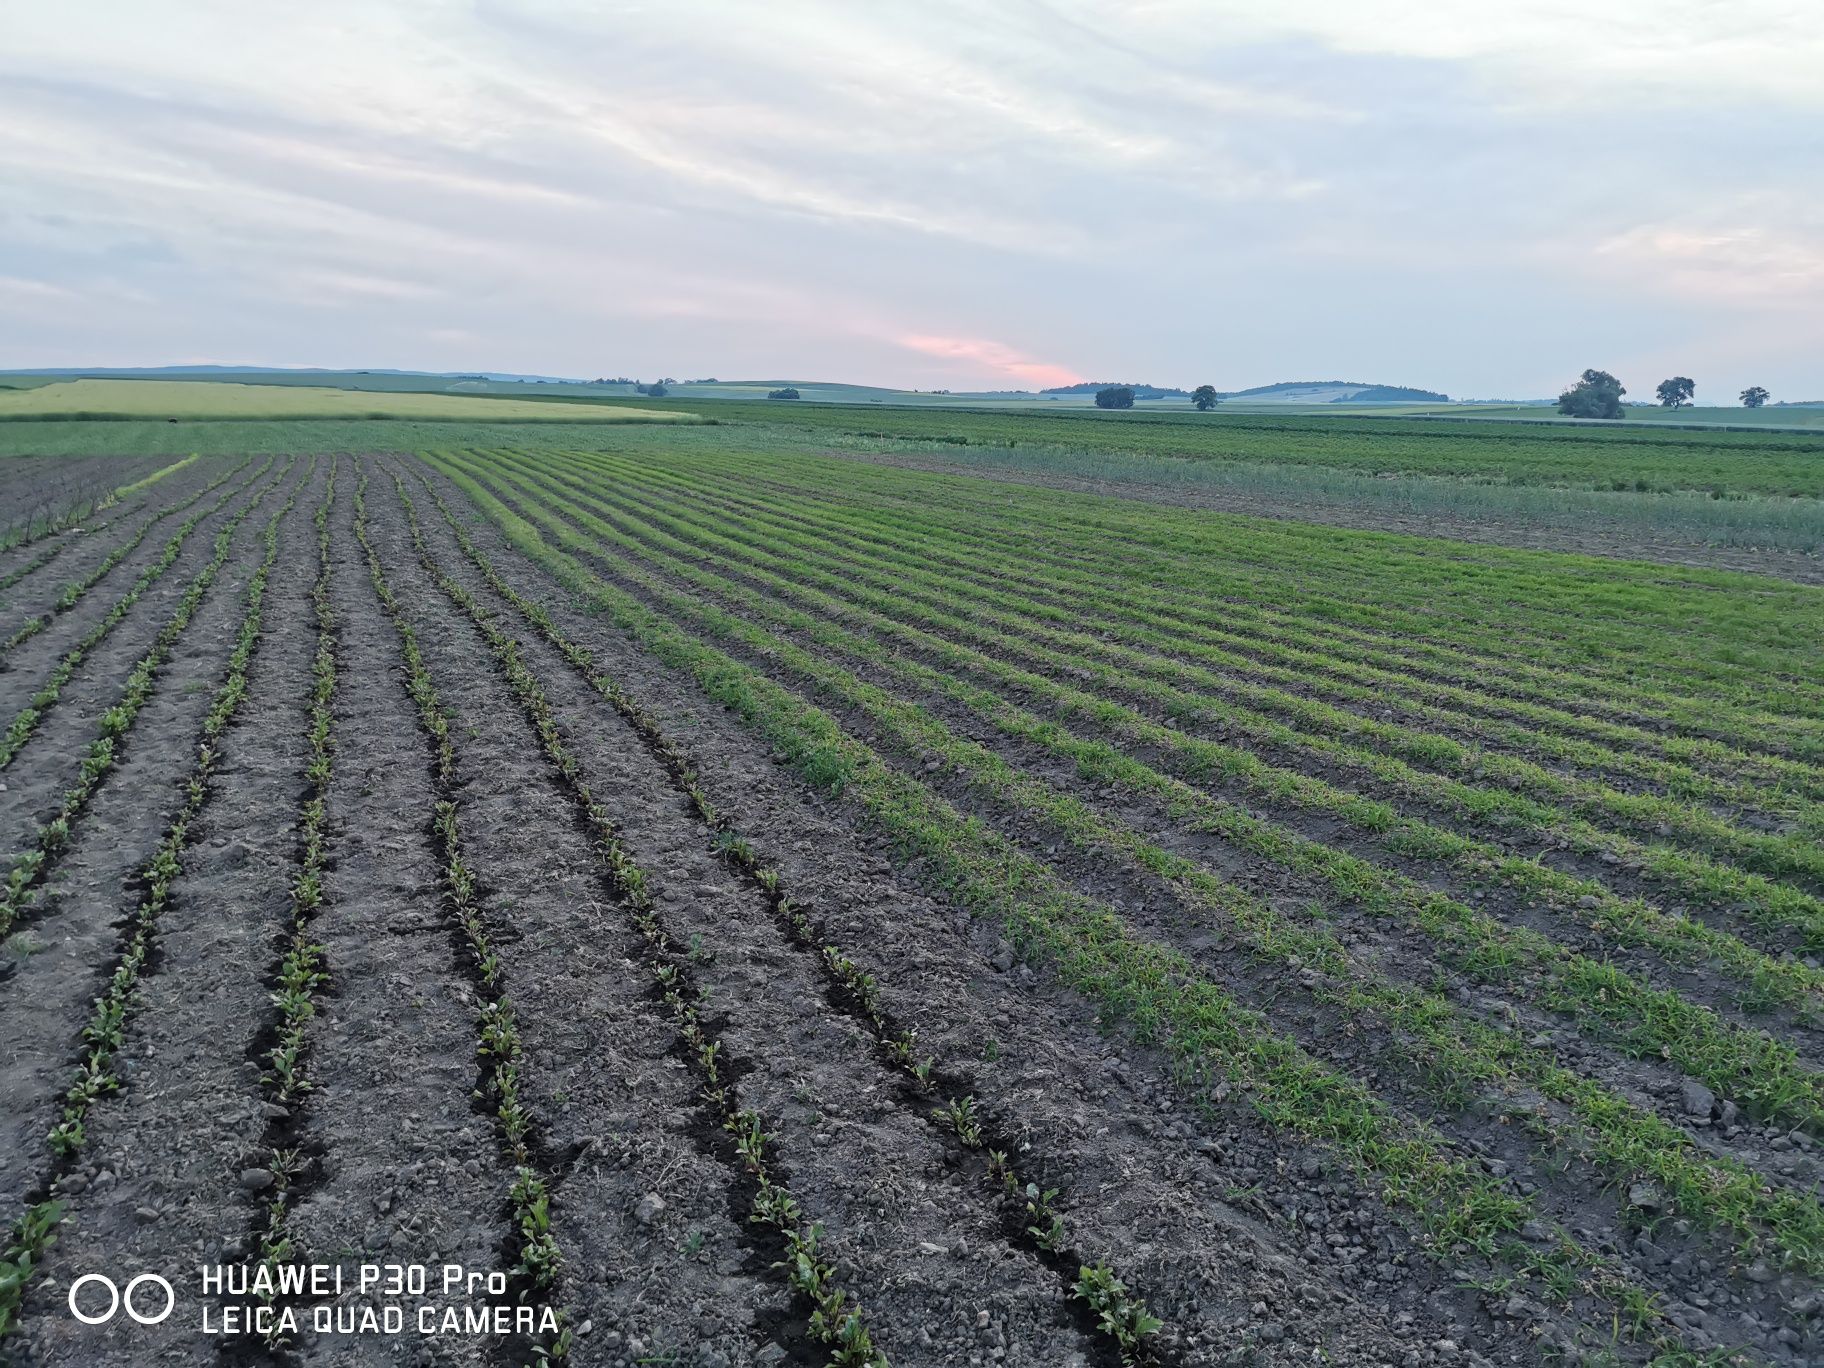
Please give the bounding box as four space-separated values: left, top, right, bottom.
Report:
0 378 689 423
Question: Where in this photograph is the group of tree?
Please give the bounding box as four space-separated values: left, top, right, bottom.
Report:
1557 370 1629 419
767 387 800 400
1093 383 1226 410
1559 370 1774 417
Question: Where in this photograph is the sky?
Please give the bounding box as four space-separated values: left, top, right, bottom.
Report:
2 1 1820 400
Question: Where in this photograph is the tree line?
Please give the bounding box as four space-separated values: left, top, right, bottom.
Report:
1558 371 1773 418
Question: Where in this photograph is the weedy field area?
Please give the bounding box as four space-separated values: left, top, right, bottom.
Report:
0 431 1820 1368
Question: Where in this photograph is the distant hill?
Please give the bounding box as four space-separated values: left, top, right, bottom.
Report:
1040 382 1190 399
1038 379 1451 403
1219 381 1450 403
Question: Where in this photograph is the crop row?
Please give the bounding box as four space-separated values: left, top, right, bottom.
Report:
425 454 1746 1360
600 448 1824 819
465 450 1821 1045
818 451 1823 707
435 449 1824 1307
240 457 339 1341
396 465 1169 1362
519 448 1824 948
593 441 1824 801
0 456 250 662
646 441 1822 755
0 459 271 773
370 468 889 1364
0 458 295 938
565 456 1824 989
351 466 575 1361
0 458 307 1338
0 454 193 554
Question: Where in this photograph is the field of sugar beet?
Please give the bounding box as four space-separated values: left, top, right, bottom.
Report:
1 436 1820 1368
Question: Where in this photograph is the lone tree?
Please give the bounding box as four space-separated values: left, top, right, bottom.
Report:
1094 385 1135 410
640 382 668 398
1740 386 1770 408
1557 369 1626 420
1191 384 1221 411
1655 376 1696 408
767 387 801 400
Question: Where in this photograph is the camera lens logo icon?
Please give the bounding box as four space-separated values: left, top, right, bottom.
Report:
68 1273 175 1326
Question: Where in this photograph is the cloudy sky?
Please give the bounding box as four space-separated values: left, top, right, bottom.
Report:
3 1 1819 398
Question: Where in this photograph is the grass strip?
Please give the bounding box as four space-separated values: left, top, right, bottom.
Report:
106 453 198 502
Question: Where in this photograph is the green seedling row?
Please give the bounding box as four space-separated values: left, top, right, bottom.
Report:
0 459 306 1337
245 459 339 1343
425 452 1734 1360
380 469 883 1365
0 457 271 772
516 450 1824 940
576 447 1824 818
0 458 294 938
471 450 1820 1028
780 447 1824 706
444 451 1824 1279
628 442 1824 757
583 444 1820 808
500 449 1824 984
398 465 1164 1364
356 466 578 1361
0 456 252 662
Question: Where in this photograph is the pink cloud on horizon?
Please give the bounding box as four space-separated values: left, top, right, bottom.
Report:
896 332 1082 389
